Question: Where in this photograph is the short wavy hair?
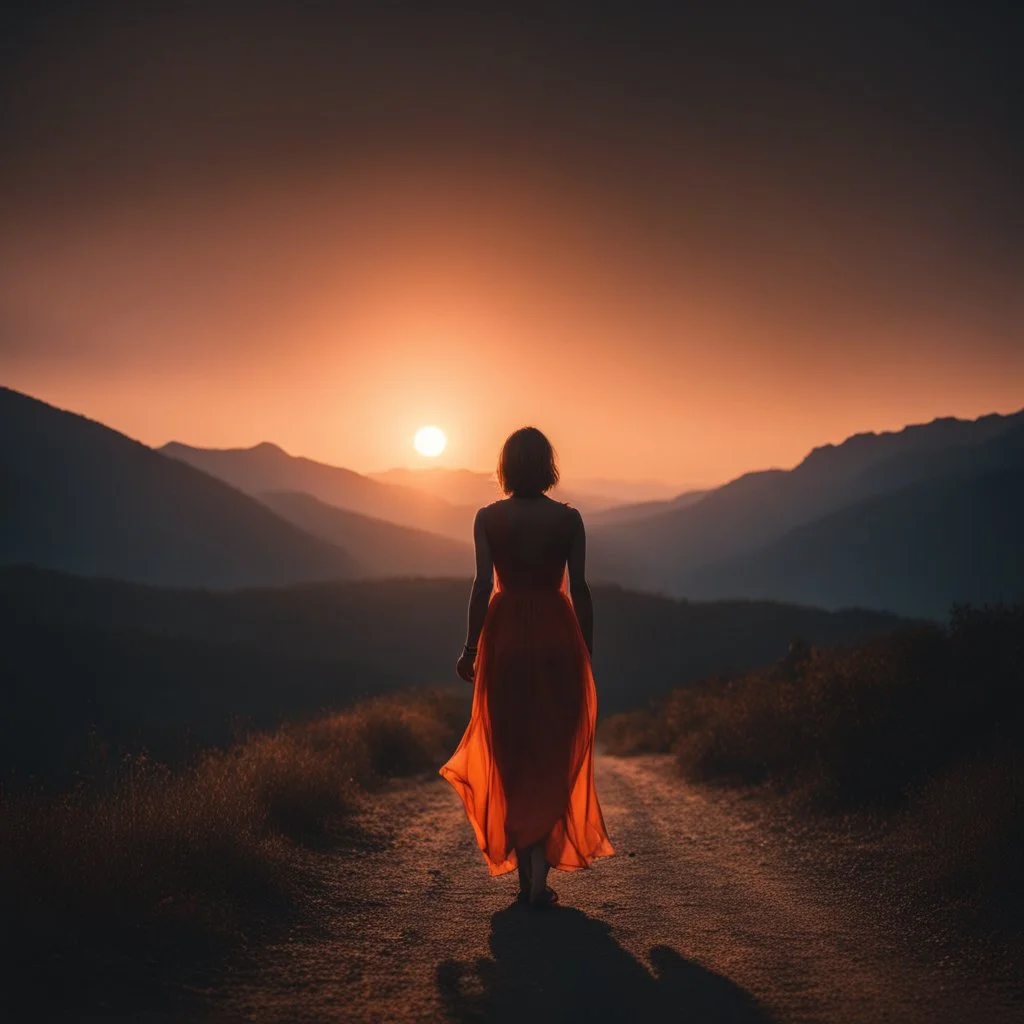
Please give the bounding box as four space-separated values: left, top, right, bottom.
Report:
497 426 559 497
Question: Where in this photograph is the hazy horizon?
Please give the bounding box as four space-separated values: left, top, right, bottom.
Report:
162 397 1024 493
8 381 1023 497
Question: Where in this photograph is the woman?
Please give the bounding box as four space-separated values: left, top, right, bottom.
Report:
439 427 614 907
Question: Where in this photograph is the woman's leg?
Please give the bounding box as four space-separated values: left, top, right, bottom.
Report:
528 843 550 903
515 848 532 897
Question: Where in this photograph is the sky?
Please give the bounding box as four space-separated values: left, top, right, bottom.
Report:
1 2 1022 489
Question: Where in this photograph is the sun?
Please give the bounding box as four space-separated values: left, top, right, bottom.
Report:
413 425 447 458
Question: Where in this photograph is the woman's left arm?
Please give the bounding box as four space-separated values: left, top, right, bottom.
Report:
456 508 494 681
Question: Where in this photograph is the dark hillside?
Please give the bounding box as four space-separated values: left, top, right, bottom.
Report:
1 610 395 782
260 490 473 578
0 567 905 783
162 440 473 539
591 408 1024 596
586 488 709 527
683 466 1024 617
0 388 355 587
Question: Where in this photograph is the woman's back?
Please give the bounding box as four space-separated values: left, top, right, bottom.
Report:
480 496 581 591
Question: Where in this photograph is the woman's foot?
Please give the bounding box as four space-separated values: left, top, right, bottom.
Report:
514 883 559 906
529 886 559 908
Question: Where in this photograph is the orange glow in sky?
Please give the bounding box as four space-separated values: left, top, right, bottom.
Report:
2 5 1022 491
1 174 1021 490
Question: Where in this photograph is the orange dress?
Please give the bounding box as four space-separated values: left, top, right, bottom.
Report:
439 506 614 876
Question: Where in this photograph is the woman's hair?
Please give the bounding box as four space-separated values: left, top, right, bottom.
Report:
497 426 559 497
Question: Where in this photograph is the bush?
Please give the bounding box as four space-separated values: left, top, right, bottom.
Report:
600 709 675 756
601 606 1024 929
0 687 466 960
604 606 1024 806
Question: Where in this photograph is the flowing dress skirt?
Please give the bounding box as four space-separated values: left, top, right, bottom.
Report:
439 580 614 875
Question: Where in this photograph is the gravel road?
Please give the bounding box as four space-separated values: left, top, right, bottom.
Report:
214 755 1023 1024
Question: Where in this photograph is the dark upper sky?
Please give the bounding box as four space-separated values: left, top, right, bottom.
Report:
3 3 1021 187
1 2 1022 484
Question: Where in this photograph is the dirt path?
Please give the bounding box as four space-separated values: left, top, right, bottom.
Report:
212 755 1022 1023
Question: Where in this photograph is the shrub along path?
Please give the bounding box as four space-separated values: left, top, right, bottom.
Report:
211 755 1022 1024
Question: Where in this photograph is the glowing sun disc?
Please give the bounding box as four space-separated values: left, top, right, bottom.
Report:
414 425 447 457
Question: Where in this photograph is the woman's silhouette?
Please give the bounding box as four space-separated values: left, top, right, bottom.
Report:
440 427 614 906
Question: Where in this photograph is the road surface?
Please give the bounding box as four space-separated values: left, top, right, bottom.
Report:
214 755 1022 1023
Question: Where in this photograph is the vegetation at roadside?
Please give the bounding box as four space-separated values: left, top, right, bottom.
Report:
0 688 466 1014
601 604 1024 926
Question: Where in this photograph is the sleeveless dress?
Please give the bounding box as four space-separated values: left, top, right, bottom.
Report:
439 503 614 876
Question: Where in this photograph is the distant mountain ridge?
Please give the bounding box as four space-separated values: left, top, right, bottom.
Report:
370 466 502 508
798 412 1024 479
679 423 1024 614
0 387 356 587
6 384 1021 615
260 490 473 578
162 441 474 539
587 488 710 527
369 466 621 514
161 442 649 536
589 407 1024 616
684 461 1024 617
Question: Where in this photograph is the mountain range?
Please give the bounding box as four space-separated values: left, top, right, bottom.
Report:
682 464 1024 617
587 409 1024 617
0 387 355 588
259 490 473 578
162 440 473 539
1 388 478 585
3 384 1022 616
587 488 710 527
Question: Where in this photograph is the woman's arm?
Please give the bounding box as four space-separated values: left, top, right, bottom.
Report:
456 508 494 681
567 509 594 656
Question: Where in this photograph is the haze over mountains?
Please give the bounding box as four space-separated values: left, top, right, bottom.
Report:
1 388 468 585
684 464 1024 618
587 488 710 527
260 491 472 578
369 466 625 514
0 387 356 588
162 440 472 540
588 409 1024 617
3 384 1022 617
163 445 635 533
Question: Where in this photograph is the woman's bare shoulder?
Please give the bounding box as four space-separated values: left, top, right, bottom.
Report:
476 498 508 520
554 499 585 526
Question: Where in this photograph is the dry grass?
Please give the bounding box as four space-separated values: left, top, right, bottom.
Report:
0 688 466 952
602 606 1024 802
901 745 1024 926
600 709 675 756
600 604 1024 927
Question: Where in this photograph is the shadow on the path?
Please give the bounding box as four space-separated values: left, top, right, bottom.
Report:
437 904 775 1023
